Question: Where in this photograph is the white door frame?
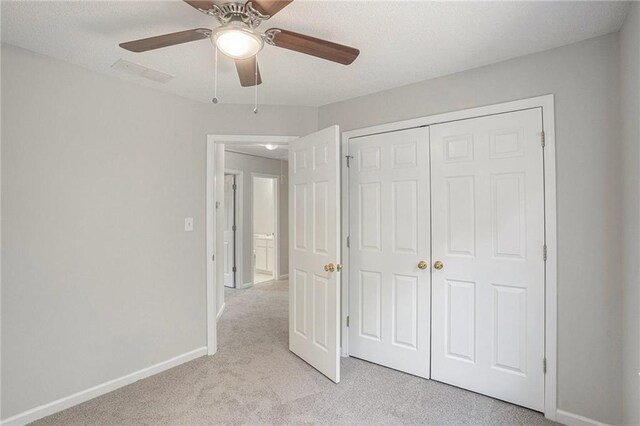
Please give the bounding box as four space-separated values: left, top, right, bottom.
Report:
225 169 243 288
340 95 557 420
251 172 280 284
206 134 297 356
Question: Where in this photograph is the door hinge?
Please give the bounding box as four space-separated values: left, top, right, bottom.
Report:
232 225 237 232
346 315 350 327
345 155 354 167
543 244 548 261
212 254 215 261
541 130 546 148
346 236 350 248
232 266 237 273
232 183 237 190
543 358 547 374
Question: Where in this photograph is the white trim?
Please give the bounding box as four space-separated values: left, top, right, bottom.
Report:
206 140 218 356
225 169 244 289
217 302 226 320
278 273 289 280
238 281 254 289
340 95 558 420
251 172 280 284
1 347 207 426
556 410 611 426
206 134 298 356
340 133 350 357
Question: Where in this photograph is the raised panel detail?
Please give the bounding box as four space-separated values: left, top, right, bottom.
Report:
444 134 473 162
313 181 329 255
359 182 382 251
445 279 476 362
492 284 527 375
490 128 524 159
492 173 526 259
359 270 382 341
294 149 307 174
358 146 381 171
313 275 329 350
294 184 307 251
392 142 418 168
294 269 307 337
393 274 418 349
313 144 328 168
445 176 475 257
392 180 418 253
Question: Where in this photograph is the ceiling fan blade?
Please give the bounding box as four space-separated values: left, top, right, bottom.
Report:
249 0 293 17
120 29 210 52
266 29 359 65
183 0 218 13
235 57 262 87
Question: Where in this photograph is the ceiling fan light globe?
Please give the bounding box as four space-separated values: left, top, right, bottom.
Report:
212 25 264 60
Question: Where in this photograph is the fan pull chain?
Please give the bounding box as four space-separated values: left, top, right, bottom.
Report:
253 55 258 114
212 47 219 104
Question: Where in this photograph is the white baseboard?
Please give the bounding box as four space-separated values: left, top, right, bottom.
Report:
237 281 253 289
278 274 289 280
217 302 226 320
1 347 207 426
556 409 611 426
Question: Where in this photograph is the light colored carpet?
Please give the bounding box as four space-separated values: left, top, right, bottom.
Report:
33 280 557 425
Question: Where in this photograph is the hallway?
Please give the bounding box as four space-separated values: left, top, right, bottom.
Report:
35 280 555 425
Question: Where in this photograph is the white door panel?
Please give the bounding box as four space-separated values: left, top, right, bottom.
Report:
289 126 341 383
430 108 545 411
348 127 431 378
223 174 236 288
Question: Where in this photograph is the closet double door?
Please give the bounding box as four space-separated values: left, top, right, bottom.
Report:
348 109 545 411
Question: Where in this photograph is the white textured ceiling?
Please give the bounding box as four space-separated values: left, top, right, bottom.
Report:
226 143 289 160
1 1 630 107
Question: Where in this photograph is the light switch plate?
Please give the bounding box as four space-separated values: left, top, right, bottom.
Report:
184 217 194 232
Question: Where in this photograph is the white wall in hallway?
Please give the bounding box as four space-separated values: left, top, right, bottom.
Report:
225 151 289 284
0 43 317 421
253 177 276 235
319 33 624 424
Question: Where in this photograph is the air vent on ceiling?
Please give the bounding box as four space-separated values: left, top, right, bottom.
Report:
111 59 174 84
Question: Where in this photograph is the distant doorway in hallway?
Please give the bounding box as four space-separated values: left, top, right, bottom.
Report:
252 174 279 285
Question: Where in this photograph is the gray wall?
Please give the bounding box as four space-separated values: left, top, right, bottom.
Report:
225 151 289 286
620 2 640 424
319 33 623 424
253 177 276 235
0 44 316 420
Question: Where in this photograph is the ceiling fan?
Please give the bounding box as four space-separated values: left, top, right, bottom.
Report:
119 0 360 88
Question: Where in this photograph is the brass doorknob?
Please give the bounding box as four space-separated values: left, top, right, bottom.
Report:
324 263 336 272
417 261 428 270
434 261 444 270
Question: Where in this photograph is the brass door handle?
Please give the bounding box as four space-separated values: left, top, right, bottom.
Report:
417 261 428 270
324 263 335 272
434 261 444 270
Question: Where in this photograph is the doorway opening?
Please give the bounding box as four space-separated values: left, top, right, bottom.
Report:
206 135 296 356
252 174 279 285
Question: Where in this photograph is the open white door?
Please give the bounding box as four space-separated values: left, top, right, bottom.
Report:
289 125 341 383
223 174 236 288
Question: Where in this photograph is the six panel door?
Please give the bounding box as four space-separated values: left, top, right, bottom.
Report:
348 127 431 378
429 109 545 411
289 125 342 383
